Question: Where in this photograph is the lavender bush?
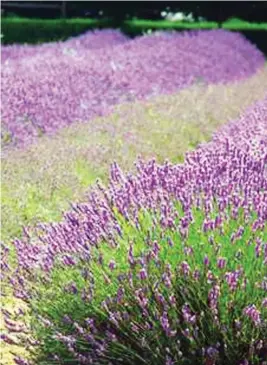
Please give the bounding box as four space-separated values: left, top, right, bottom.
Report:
2 94 267 364
1 29 265 148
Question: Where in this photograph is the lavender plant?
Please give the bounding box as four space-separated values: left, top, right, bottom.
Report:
2 95 267 364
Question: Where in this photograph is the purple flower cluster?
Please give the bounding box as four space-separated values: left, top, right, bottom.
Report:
3 93 267 363
1 29 265 148
243 304 262 327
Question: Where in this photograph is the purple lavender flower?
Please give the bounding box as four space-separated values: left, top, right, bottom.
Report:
204 255 210 267
14 357 31 365
139 268 148 281
217 257 227 269
225 270 242 291
180 261 190 276
128 243 135 265
64 282 78 295
1 333 18 345
108 260 116 271
182 304 196 324
62 255 76 266
206 346 219 359
193 269 201 280
208 285 220 310
243 304 261 327
160 311 170 333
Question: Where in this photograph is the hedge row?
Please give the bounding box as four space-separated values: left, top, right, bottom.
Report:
1 17 113 44
125 18 267 33
222 17 267 30
1 17 267 44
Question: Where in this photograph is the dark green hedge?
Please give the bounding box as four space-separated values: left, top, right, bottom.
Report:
1 17 267 45
222 18 267 30
123 18 267 35
1 17 112 44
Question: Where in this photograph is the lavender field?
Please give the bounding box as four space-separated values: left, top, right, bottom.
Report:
1 28 267 365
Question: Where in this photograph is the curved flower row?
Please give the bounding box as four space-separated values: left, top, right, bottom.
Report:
1 29 265 148
7 95 266 274
2 95 266 365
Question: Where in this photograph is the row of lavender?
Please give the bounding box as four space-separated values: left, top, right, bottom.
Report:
2 92 267 364
1 29 129 61
1 29 265 148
